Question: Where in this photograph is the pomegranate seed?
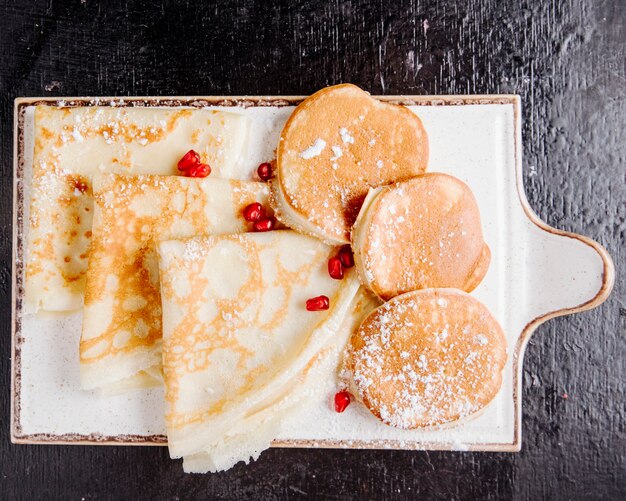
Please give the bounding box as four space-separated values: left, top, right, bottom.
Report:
253 217 275 232
338 245 354 268
334 391 351 413
185 163 211 178
177 149 201 171
257 162 272 181
306 295 329 311
242 202 264 222
328 256 344 280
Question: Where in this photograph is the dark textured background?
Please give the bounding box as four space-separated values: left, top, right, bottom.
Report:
1 0 624 499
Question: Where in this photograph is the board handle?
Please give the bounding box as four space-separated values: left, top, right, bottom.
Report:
522 222 614 329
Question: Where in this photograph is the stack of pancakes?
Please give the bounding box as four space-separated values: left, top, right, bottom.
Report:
270 84 507 432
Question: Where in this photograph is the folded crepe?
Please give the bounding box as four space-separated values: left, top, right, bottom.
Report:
79 173 269 391
157 231 360 473
25 105 249 312
181 285 379 474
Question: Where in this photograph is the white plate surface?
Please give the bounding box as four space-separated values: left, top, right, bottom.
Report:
12 96 613 450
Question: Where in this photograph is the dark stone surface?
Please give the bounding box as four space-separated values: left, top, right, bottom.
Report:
0 1 624 499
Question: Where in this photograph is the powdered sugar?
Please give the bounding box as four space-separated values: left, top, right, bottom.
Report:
300 138 327 159
350 291 507 429
474 334 488 346
71 127 84 142
330 145 343 161
339 127 355 144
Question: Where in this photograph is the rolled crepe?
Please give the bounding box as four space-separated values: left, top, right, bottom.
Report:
157 231 360 472
79 173 269 391
25 105 249 312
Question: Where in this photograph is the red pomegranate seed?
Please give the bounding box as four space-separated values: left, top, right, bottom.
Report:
253 217 275 232
242 202 264 222
177 149 201 171
334 391 351 413
185 163 211 178
306 295 329 311
328 256 344 280
257 162 272 181
338 245 354 268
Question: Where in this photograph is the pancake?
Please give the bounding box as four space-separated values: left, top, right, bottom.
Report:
183 287 376 473
79 173 269 391
25 105 249 312
352 173 491 300
270 84 428 245
348 289 507 429
157 231 360 472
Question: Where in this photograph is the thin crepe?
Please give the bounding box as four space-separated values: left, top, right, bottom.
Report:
79 173 269 391
26 105 249 312
183 286 380 473
157 232 360 472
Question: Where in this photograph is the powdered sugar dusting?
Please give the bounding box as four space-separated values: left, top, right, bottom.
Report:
300 138 327 159
182 237 211 261
474 334 488 346
330 145 343 161
350 290 507 429
339 127 355 144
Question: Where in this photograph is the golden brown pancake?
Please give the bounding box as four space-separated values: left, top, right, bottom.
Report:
352 173 491 300
270 84 428 244
348 289 507 429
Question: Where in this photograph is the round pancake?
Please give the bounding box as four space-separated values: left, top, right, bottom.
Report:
352 173 490 300
348 289 507 429
271 84 428 244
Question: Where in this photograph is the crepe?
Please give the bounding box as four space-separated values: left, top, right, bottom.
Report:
25 105 249 312
182 286 379 473
157 231 360 472
79 173 269 391
270 83 428 244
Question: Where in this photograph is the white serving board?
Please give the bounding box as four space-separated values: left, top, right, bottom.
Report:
11 96 614 451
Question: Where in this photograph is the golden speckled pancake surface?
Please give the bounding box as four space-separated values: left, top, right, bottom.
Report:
26 106 249 312
272 84 428 244
349 289 507 429
79 173 268 391
158 231 360 472
352 173 491 300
